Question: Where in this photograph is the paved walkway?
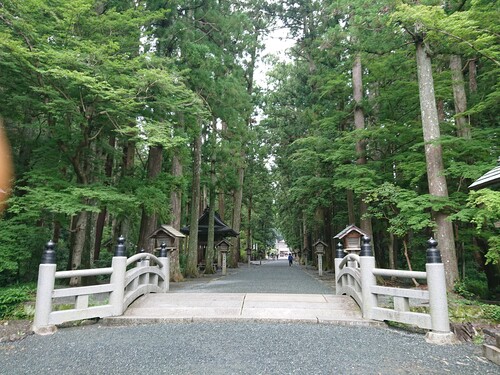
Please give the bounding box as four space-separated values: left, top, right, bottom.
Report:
107 259 369 325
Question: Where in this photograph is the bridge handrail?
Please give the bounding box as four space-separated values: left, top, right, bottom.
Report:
372 268 427 280
126 252 164 267
334 236 454 344
55 267 113 279
338 253 360 269
32 237 170 335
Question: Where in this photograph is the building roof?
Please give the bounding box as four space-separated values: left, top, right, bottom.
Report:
148 224 185 239
469 158 500 190
333 224 368 239
181 208 239 242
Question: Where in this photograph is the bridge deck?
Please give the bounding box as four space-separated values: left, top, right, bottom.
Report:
105 260 379 326
106 292 373 325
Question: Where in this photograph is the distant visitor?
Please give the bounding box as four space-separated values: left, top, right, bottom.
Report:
288 253 293 266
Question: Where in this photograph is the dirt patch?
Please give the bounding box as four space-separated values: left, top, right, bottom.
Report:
0 320 34 343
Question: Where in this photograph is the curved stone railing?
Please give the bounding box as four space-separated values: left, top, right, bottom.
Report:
335 254 362 307
334 236 455 344
32 237 170 335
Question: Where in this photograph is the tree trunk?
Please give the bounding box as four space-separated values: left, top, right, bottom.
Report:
450 55 470 139
69 210 88 286
415 40 459 289
352 54 373 240
94 135 115 261
169 153 184 281
137 145 163 252
186 133 202 277
229 160 244 268
346 189 356 225
205 157 216 274
468 59 477 93
389 232 396 270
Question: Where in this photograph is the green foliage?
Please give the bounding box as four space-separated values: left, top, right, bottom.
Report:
454 278 489 300
0 284 36 320
449 297 500 324
453 189 500 265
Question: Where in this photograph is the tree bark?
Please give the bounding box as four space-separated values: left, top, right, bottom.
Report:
205 157 216 274
229 163 244 268
137 145 163 252
69 210 88 286
450 55 470 139
346 189 356 225
186 133 202 277
468 59 477 93
415 40 459 289
169 153 184 281
94 135 115 261
352 54 373 240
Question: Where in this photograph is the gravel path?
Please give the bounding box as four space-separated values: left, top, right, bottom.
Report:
1 260 497 374
169 259 333 294
1 322 497 374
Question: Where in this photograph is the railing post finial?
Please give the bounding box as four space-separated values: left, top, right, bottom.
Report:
115 235 126 257
41 240 56 264
360 235 372 256
426 237 442 264
335 241 344 258
159 242 167 257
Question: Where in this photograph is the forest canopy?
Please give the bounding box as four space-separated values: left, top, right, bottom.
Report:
0 0 498 298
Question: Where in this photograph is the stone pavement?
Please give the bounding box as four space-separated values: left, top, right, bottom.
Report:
105 259 373 326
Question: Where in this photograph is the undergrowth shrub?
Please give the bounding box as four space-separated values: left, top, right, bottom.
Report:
0 284 36 319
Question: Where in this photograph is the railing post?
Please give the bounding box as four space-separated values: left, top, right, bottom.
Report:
425 238 457 344
32 240 58 335
334 242 344 293
359 236 377 320
109 236 127 316
159 242 170 292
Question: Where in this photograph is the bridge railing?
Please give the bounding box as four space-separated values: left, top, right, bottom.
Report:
335 236 455 344
32 236 170 335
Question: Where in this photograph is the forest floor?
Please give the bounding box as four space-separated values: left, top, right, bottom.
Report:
0 319 34 343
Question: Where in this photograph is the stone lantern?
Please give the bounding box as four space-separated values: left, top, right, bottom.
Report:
333 225 368 255
217 239 231 275
313 240 327 276
148 224 185 255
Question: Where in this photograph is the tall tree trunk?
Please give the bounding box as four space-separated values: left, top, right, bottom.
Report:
169 153 184 281
137 145 163 252
113 138 135 242
415 40 459 289
346 189 356 224
352 54 373 240
229 162 244 268
450 55 470 139
69 210 89 286
468 59 477 93
247 195 252 255
94 135 115 261
205 157 216 274
186 133 202 277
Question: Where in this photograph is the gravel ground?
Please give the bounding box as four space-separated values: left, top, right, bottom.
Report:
1 260 498 374
169 259 333 294
1 321 497 374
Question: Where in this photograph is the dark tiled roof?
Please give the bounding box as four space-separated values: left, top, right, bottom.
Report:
181 208 239 240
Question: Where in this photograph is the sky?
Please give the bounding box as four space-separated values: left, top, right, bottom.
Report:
255 25 296 87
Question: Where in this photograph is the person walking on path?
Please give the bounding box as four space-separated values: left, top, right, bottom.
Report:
288 253 293 266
